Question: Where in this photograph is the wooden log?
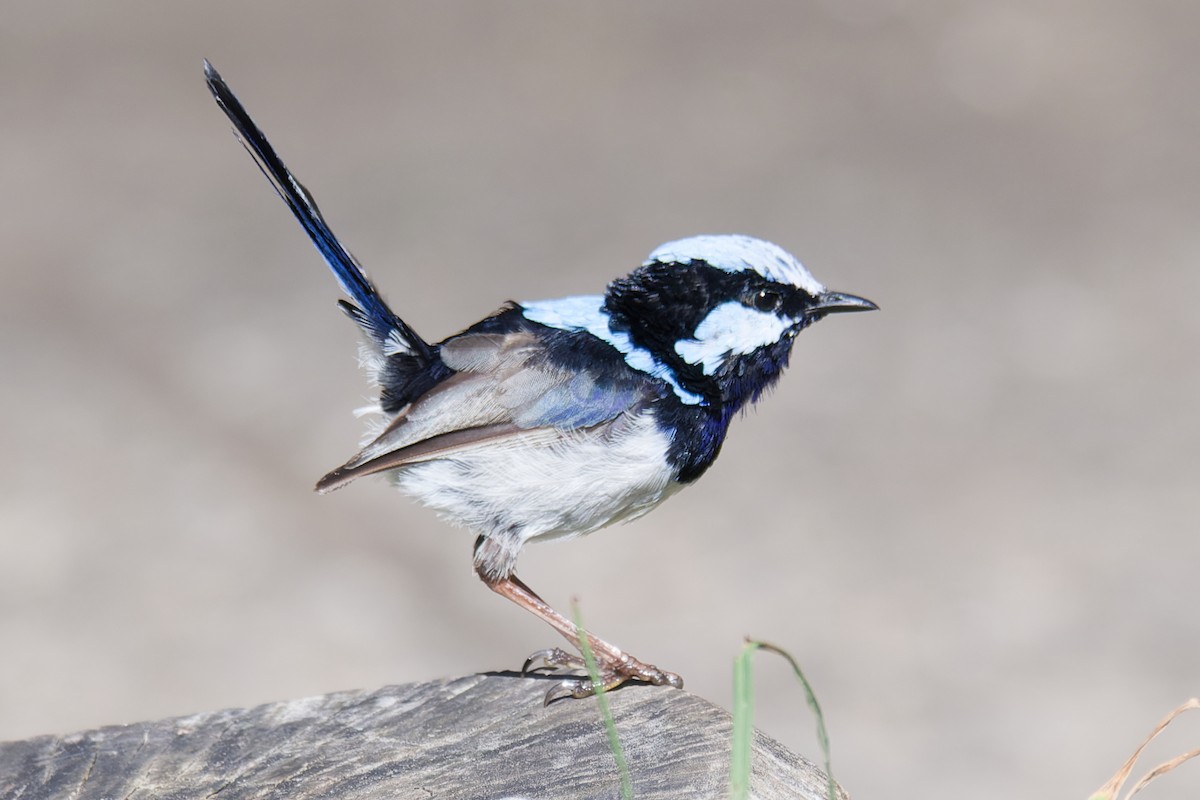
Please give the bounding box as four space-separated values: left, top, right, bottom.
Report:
0 673 843 799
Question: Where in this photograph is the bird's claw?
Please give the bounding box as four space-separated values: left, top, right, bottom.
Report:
522 647 684 704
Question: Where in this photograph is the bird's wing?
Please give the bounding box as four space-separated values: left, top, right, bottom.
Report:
315 330 650 492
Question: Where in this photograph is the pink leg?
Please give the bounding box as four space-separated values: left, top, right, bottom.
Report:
478 569 684 701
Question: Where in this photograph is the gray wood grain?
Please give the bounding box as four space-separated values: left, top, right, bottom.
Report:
0 673 843 800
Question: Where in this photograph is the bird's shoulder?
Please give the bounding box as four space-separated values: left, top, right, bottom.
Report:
436 302 662 428
472 302 730 482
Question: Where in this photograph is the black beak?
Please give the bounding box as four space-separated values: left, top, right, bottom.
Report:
812 291 879 314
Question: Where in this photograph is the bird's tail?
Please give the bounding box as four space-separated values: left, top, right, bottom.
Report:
204 60 434 363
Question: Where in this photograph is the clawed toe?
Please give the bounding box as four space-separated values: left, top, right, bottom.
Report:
543 676 599 705
522 647 586 675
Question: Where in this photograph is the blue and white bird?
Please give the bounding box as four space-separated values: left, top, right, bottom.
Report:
205 61 877 701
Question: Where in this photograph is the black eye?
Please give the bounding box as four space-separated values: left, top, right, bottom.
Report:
752 288 782 313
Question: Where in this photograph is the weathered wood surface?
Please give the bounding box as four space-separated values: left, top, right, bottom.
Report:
0 673 843 799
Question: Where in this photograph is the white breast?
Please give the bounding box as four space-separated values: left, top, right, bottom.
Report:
389 409 681 554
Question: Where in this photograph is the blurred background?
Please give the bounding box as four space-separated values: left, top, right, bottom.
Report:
2 2 1198 798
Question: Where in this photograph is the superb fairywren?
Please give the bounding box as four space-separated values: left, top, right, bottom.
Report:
205 61 877 701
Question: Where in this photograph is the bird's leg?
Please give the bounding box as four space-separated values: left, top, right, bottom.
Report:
476 567 683 702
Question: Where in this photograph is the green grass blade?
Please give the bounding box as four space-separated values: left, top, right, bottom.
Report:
729 640 761 800
572 601 633 800
731 639 838 800
753 639 837 800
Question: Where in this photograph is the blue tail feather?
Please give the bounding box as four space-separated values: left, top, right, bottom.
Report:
204 60 433 362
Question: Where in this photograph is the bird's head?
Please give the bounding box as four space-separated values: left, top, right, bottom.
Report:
603 234 877 413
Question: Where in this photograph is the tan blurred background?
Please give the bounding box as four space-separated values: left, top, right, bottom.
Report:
2 2 1198 798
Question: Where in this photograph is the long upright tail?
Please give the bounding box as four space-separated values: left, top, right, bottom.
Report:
203 60 434 362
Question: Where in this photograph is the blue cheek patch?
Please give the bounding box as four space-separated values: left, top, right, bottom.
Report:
674 301 790 375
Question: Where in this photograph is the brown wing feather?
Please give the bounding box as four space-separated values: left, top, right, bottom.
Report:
316 328 648 493
315 421 541 493
318 330 575 493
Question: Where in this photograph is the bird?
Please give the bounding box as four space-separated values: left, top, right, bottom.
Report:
204 60 877 702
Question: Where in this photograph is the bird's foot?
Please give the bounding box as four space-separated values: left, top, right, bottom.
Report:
522 647 684 704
